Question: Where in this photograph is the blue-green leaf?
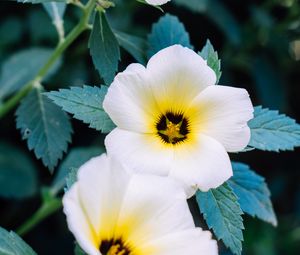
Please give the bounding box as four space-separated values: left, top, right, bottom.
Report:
114 30 147 64
0 48 60 100
174 0 208 13
45 85 115 132
147 14 193 58
51 146 105 195
199 39 221 83
89 12 120 85
229 162 277 226
16 87 72 172
65 167 78 191
0 143 38 199
196 183 244 255
0 227 37 255
248 106 300 151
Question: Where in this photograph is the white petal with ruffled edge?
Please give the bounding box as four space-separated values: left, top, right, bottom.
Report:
145 0 171 5
188 85 254 152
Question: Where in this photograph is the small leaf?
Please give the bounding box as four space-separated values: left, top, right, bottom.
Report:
199 39 221 83
74 243 87 255
89 12 120 85
229 162 277 226
0 227 37 255
16 87 72 172
248 106 300 151
45 85 115 133
65 167 78 191
51 146 105 195
147 14 193 58
196 183 244 255
43 2 66 40
114 30 147 64
0 48 60 100
0 143 38 199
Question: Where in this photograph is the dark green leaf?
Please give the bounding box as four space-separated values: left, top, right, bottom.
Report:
199 39 222 83
174 0 208 13
0 143 37 199
248 106 300 151
17 0 66 3
16 87 72 172
114 30 147 64
0 48 60 100
45 85 115 133
229 162 277 226
51 146 105 195
0 227 37 255
89 12 120 85
74 243 87 255
196 183 244 255
147 14 193 58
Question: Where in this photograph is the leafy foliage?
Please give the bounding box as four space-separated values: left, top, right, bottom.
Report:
45 85 115 133
16 87 72 172
199 39 222 83
196 183 244 255
174 0 207 13
51 146 105 194
17 0 65 3
0 227 37 255
65 167 78 191
147 14 193 58
0 48 59 100
89 12 120 85
229 162 277 226
114 30 147 64
0 143 37 199
248 106 300 151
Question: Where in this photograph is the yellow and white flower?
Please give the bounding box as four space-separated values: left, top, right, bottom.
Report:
103 45 254 196
145 0 171 6
63 154 218 255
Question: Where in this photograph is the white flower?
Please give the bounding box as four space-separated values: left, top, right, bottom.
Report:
103 45 254 196
145 0 171 6
63 154 218 255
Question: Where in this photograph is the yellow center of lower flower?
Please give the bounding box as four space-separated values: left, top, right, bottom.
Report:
100 238 131 255
156 112 189 144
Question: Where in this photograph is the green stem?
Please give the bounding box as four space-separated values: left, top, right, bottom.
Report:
0 0 96 119
16 197 62 236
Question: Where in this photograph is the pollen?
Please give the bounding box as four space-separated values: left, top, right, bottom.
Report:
156 112 189 144
100 238 131 255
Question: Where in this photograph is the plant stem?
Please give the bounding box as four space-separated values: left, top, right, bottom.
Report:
0 0 96 119
16 197 62 236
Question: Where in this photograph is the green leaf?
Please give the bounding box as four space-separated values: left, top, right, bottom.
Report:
0 48 60 100
45 85 115 133
0 227 37 255
147 14 193 58
65 167 78 191
196 183 244 255
51 146 105 195
74 243 87 255
17 0 66 3
114 30 147 64
0 143 37 199
43 2 66 39
248 106 300 151
16 87 72 172
199 39 222 83
89 12 120 85
174 0 208 13
229 162 277 226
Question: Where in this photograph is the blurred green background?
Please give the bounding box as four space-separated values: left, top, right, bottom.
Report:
0 0 300 254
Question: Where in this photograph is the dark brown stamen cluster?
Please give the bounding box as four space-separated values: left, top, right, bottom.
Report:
156 112 189 144
100 238 131 255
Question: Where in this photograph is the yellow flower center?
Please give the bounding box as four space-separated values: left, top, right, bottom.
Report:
156 112 189 145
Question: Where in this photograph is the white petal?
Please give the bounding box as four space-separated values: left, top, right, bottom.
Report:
171 134 232 195
188 85 254 152
147 45 216 113
105 128 173 176
63 183 100 255
103 63 159 133
115 174 195 248
141 229 218 255
145 0 171 5
76 154 131 242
